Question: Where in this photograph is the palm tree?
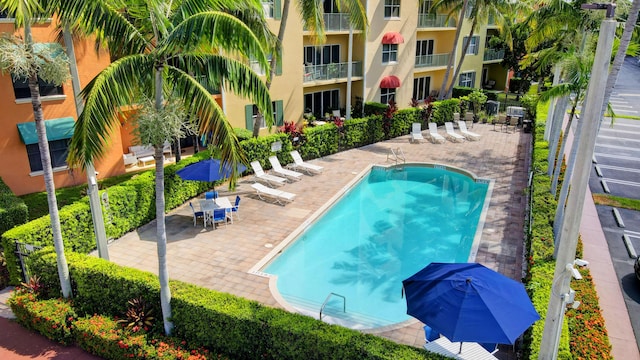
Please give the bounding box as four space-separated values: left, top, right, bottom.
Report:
0 0 72 298
251 0 368 137
55 0 274 335
432 0 515 99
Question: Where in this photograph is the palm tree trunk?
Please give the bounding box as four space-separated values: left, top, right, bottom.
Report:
550 102 577 195
25 23 71 298
154 65 173 335
547 96 569 176
438 0 468 100
252 0 291 137
445 16 477 98
600 0 640 119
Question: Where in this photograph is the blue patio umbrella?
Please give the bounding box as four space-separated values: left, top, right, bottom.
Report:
402 262 540 345
176 159 247 183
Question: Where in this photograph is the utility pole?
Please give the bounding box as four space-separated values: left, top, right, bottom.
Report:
538 4 616 359
63 27 110 260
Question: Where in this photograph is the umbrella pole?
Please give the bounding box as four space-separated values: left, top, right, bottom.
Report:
459 342 462 354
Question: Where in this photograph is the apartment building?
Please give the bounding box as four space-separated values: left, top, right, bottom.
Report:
0 14 126 196
224 0 509 133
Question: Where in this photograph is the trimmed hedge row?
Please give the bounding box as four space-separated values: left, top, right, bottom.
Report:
0 177 29 235
28 249 446 360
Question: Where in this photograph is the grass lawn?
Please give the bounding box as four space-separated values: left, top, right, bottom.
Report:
593 193 640 211
20 170 145 221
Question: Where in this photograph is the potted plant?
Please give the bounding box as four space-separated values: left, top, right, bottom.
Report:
468 90 488 123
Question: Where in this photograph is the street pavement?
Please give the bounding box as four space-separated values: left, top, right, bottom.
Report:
589 56 640 351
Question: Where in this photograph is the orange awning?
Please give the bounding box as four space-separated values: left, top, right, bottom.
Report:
380 75 401 88
382 32 404 44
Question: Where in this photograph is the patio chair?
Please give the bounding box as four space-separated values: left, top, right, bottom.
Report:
410 123 424 143
212 208 228 229
423 325 440 343
228 195 241 221
250 161 287 187
189 202 205 227
494 114 507 131
427 123 446 144
205 191 218 200
268 156 303 181
289 150 323 174
251 183 296 205
480 343 499 354
444 122 465 142
458 121 481 141
507 115 519 132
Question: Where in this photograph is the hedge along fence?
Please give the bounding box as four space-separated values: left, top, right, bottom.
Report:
0 177 28 235
28 249 446 360
429 98 460 126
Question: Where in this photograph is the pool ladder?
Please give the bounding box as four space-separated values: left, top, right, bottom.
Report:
319 292 346 320
387 147 405 165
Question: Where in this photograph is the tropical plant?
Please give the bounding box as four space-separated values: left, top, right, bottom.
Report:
0 0 72 298
251 0 368 137
467 90 487 117
382 100 397 139
20 275 44 296
118 296 155 332
53 0 274 335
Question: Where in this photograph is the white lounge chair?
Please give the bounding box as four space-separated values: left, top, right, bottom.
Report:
427 123 446 144
410 123 424 143
444 122 465 142
251 183 296 205
289 150 323 174
268 156 303 181
250 161 287 187
458 121 481 141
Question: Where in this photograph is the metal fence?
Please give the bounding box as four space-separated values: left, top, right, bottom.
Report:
15 241 42 282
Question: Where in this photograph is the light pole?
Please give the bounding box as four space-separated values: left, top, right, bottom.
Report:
538 3 616 359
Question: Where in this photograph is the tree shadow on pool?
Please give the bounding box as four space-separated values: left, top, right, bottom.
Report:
329 173 487 303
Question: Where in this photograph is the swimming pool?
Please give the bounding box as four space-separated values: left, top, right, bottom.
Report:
256 164 492 329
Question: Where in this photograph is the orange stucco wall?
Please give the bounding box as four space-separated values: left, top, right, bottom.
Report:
0 19 124 196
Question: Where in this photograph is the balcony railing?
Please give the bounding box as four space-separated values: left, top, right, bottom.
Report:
415 53 450 68
417 14 454 28
483 48 505 62
324 13 352 31
303 61 363 82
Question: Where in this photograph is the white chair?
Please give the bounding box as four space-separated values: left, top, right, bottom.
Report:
289 150 323 174
332 109 345 121
268 156 303 181
251 183 296 205
189 202 204 227
458 121 481 141
427 123 446 144
444 122 465 142
410 123 424 143
250 161 287 187
122 153 137 166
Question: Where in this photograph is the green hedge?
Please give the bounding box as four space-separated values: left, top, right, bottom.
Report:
430 99 460 125
28 249 446 360
0 177 28 235
364 102 388 116
9 291 76 345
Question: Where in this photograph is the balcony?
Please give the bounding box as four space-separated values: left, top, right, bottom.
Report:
483 48 505 62
303 61 362 82
417 14 455 29
324 13 351 32
415 53 450 68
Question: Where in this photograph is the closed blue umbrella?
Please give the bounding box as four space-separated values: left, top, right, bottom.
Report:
402 262 540 345
176 159 247 183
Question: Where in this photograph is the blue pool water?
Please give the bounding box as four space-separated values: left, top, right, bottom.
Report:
264 165 490 328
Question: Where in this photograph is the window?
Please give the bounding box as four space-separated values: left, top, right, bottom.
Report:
304 89 339 118
245 101 283 130
459 71 476 88
384 0 400 18
324 0 338 13
26 139 70 172
463 36 480 55
381 88 396 104
382 44 398 64
415 39 434 64
413 76 431 102
262 1 274 18
304 45 340 65
12 76 64 100
419 0 433 13
464 1 473 18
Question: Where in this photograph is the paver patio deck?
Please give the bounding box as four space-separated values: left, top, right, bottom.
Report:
101 123 531 348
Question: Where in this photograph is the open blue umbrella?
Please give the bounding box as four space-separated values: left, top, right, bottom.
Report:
402 262 540 345
176 159 246 183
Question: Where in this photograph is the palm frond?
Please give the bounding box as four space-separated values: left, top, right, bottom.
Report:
298 0 325 44
336 0 368 32
167 65 246 189
0 0 47 28
68 54 154 167
162 11 269 72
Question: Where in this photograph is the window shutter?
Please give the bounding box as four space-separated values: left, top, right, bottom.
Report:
274 0 282 20
245 104 254 130
275 100 284 126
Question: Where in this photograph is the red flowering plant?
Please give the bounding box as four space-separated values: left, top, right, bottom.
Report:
8 292 76 345
280 121 305 146
382 100 397 139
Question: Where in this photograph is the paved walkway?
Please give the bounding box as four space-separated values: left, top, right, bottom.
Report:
101 123 532 347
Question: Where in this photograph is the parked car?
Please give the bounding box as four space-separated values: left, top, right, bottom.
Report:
635 256 640 281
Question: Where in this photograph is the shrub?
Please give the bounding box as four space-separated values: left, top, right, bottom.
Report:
233 127 253 141
8 291 76 345
363 102 388 116
451 86 475 98
0 178 29 236
430 99 460 125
